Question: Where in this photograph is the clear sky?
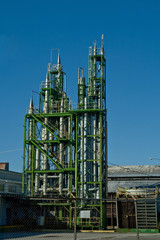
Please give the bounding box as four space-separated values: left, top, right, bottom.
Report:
0 0 160 172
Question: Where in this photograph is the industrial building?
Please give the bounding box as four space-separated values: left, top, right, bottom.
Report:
0 163 23 226
0 163 160 229
108 165 160 193
0 163 22 195
22 36 107 229
107 165 160 229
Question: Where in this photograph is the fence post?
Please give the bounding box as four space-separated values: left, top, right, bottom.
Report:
74 199 77 240
134 199 139 239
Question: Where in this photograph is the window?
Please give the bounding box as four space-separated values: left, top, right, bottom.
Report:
8 185 16 193
0 184 4 192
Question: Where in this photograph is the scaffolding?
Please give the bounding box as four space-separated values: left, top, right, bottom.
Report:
22 36 107 229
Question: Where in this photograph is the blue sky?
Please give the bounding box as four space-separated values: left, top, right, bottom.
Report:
0 0 160 172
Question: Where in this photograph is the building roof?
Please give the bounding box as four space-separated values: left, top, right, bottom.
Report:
0 169 22 182
108 165 160 193
108 165 160 177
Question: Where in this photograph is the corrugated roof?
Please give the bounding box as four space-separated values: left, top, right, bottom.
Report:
108 165 160 193
108 165 160 177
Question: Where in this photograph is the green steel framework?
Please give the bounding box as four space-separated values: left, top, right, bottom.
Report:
22 39 107 229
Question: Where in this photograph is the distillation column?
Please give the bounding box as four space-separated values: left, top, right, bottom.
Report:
59 97 63 194
42 74 49 195
78 68 86 200
28 96 34 194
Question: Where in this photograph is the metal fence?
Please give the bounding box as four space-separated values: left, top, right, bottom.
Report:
0 196 159 239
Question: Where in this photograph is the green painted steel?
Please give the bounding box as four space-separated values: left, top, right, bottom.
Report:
22 116 26 194
75 43 107 229
25 168 75 173
23 40 107 230
37 203 71 206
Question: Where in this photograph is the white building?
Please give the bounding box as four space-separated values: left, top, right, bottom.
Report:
0 163 22 225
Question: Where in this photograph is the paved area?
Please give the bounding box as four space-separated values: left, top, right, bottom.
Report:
0 231 160 240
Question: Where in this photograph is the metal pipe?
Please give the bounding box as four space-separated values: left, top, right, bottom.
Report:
28 96 34 194
93 113 96 198
68 114 71 190
78 68 80 83
84 97 87 197
74 199 77 240
97 114 100 199
79 67 84 82
80 115 84 203
42 73 49 195
35 148 40 193
64 73 67 93
93 42 97 99
59 98 64 194
101 34 104 55
105 117 108 199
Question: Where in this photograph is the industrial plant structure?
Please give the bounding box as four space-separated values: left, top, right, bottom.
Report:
22 36 107 229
